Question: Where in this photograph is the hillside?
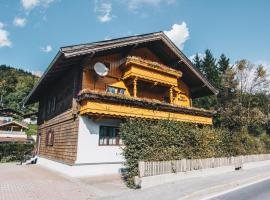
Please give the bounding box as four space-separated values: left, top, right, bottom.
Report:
0 65 40 117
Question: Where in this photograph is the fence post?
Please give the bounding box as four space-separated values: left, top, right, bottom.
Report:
138 161 145 177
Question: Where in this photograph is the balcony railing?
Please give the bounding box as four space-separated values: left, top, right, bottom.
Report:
0 130 26 135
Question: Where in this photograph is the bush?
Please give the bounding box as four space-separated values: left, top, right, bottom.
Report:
120 119 270 188
0 143 34 162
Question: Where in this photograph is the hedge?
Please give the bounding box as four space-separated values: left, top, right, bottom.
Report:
120 119 270 188
0 143 34 163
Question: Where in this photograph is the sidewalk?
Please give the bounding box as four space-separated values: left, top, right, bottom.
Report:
97 164 270 200
1 162 270 200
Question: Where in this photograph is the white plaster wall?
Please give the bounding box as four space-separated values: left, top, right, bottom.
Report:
38 157 123 177
75 116 124 164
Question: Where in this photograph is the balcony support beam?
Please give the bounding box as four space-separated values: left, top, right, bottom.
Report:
170 86 173 104
133 77 138 98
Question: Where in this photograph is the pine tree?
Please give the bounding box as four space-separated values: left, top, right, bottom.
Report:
218 54 230 73
193 53 203 74
201 49 221 88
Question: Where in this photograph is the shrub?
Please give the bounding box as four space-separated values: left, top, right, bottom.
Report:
120 119 270 188
0 143 34 162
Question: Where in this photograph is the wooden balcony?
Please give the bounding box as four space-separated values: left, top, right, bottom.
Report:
122 56 182 87
77 90 213 125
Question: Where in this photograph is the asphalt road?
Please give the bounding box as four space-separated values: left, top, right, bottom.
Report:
210 179 270 200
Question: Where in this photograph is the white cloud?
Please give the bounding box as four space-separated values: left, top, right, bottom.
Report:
0 22 12 48
41 45 52 53
13 17 27 27
164 22 189 50
21 0 39 11
21 0 55 11
189 53 205 62
125 0 175 10
95 2 113 23
32 70 43 77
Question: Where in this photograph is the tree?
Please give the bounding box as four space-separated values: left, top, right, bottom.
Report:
193 53 203 73
201 49 221 88
193 50 220 110
218 54 230 73
0 65 39 115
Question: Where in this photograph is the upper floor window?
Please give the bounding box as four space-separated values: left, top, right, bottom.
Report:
106 86 125 95
99 126 122 146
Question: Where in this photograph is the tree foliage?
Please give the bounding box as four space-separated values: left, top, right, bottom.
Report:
192 51 270 135
0 65 39 117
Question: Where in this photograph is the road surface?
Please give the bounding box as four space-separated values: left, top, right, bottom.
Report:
210 179 270 200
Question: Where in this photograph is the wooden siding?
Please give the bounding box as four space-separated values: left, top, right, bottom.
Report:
37 65 82 164
38 109 79 164
81 47 192 107
38 67 80 125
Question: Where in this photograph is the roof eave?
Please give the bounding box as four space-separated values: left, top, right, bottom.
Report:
24 51 63 105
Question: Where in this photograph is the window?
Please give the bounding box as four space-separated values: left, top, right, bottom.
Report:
46 129 54 146
106 86 126 95
47 97 56 115
99 126 122 145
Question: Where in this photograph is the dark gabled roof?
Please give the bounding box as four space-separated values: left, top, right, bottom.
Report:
25 32 218 105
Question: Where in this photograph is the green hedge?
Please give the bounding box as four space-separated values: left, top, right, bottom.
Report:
0 143 34 163
120 119 270 188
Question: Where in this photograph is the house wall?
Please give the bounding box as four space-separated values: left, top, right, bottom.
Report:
37 65 82 164
38 109 79 164
76 116 124 164
81 47 191 107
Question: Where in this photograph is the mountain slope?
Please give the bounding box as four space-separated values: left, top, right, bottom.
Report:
0 65 40 116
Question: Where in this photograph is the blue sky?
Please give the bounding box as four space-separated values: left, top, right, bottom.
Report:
0 0 270 75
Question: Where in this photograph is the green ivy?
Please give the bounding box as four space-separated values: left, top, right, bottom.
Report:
120 119 270 188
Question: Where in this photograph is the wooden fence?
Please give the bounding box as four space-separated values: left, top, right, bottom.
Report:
138 154 270 177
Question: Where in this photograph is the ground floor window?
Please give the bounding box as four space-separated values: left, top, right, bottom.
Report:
99 126 122 145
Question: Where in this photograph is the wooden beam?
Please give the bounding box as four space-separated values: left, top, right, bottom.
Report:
133 77 138 97
169 86 173 104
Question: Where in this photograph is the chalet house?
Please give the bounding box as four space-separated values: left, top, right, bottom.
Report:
25 32 218 177
0 115 29 144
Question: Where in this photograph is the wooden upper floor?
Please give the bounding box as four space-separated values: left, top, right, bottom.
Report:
25 32 218 125
82 47 192 107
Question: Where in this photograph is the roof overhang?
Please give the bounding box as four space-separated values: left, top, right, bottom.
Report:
0 121 28 129
25 32 218 105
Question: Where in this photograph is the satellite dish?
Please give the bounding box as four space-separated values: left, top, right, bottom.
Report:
93 62 109 77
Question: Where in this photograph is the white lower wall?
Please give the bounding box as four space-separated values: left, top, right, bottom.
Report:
37 157 123 177
37 116 126 177
75 116 124 164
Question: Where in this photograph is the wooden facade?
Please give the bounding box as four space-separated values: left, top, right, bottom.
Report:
37 109 78 164
25 32 218 165
81 48 192 107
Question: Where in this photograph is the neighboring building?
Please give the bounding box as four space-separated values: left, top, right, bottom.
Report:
23 112 38 125
0 108 30 143
0 120 28 143
25 32 218 177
